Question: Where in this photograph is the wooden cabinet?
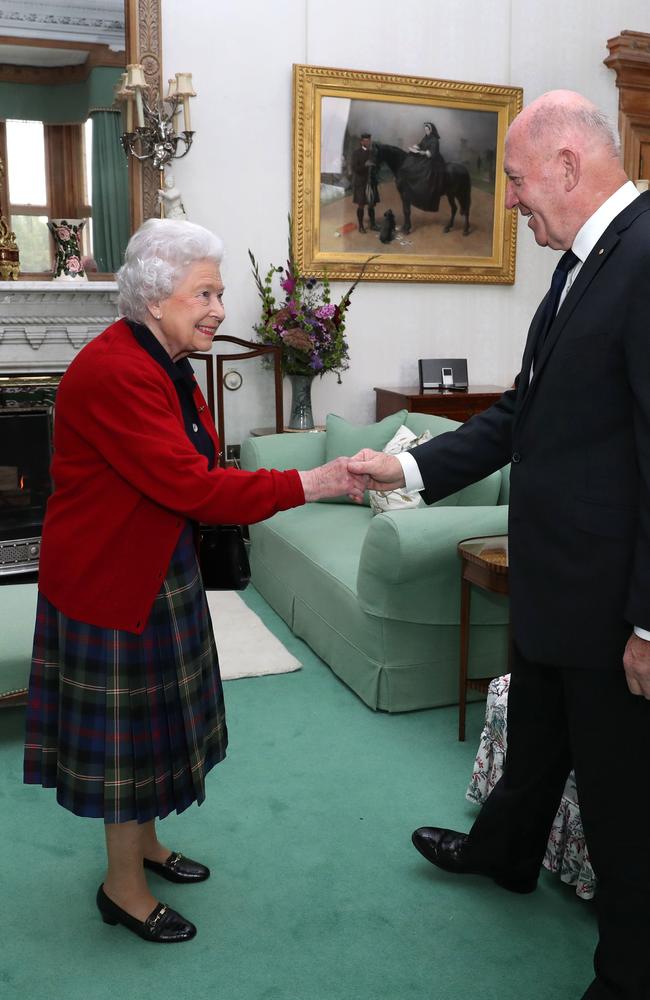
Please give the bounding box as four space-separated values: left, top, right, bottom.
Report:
374 385 504 423
605 31 650 185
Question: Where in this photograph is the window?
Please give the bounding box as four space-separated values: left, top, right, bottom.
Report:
1 118 93 273
5 120 49 272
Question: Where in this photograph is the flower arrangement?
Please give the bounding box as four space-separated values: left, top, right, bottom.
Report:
248 222 372 383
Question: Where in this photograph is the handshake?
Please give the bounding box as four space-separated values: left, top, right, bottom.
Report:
298 451 406 503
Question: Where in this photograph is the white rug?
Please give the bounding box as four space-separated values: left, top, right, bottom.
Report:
206 590 301 681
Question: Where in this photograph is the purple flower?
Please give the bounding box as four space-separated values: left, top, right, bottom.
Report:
249 221 359 382
314 303 336 319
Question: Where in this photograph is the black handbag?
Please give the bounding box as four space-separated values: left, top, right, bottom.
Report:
198 524 251 591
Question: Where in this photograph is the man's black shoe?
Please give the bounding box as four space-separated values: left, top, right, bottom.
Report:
411 826 537 894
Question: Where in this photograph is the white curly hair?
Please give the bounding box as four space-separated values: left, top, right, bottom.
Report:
116 218 224 322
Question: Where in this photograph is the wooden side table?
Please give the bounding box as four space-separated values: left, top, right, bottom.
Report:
374 385 505 423
457 535 509 741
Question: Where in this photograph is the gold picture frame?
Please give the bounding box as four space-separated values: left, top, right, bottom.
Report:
292 64 522 283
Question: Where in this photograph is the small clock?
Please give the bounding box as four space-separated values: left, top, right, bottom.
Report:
223 369 243 391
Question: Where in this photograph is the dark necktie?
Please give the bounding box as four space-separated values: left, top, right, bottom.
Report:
534 249 579 360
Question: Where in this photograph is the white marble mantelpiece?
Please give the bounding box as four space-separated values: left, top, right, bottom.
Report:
0 281 119 373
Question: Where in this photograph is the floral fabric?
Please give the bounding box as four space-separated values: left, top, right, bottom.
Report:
466 673 596 900
368 425 432 514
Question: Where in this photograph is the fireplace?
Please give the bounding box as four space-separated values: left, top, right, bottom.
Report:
0 278 119 578
0 373 62 577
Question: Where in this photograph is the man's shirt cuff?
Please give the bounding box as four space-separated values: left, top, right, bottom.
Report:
395 451 424 492
633 625 650 641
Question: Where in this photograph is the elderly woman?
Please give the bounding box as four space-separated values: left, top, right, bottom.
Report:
404 121 445 211
23 218 363 944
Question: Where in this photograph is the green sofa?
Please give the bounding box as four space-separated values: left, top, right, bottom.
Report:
241 410 510 712
0 582 37 703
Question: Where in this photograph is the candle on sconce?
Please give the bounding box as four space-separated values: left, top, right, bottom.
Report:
126 63 147 128
125 93 134 133
115 72 134 133
167 77 182 134
175 72 196 132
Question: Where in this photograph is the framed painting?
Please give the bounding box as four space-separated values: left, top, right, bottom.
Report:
292 64 523 283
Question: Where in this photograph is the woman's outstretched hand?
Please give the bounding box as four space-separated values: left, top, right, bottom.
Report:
299 457 368 504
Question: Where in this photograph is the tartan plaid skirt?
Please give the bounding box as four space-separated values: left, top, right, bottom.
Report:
23 522 227 823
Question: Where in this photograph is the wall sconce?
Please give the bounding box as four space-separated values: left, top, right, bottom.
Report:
117 65 196 173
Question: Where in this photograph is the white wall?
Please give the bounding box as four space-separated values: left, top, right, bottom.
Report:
162 0 650 445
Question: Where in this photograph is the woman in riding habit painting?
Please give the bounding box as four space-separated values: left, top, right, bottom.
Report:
403 121 446 211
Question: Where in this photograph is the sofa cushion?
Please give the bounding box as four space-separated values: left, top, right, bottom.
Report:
250 503 373 608
325 409 409 461
322 409 408 504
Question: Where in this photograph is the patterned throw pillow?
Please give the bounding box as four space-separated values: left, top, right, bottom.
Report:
368 425 432 514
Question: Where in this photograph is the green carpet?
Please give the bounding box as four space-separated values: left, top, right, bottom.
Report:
0 586 596 1000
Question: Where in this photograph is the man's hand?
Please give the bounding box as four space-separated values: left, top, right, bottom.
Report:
623 633 650 698
299 457 367 504
347 449 406 492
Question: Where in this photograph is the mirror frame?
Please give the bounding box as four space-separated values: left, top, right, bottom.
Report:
125 0 162 230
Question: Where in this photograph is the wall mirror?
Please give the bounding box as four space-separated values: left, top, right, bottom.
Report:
0 0 162 279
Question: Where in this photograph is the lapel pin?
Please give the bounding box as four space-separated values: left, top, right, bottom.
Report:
598 248 605 255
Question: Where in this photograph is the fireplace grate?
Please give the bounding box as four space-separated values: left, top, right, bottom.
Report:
0 537 40 576
0 372 62 579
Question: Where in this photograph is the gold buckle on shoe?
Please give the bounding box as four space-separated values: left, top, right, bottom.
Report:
147 904 168 930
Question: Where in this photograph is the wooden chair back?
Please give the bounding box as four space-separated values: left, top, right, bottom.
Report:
192 337 283 467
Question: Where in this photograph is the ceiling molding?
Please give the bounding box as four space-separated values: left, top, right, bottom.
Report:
0 2 124 49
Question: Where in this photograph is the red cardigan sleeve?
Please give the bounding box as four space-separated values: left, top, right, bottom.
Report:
55 350 304 525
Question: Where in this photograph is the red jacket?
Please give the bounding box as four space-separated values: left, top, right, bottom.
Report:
39 319 304 632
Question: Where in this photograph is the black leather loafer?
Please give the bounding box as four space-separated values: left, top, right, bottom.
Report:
411 827 537 894
143 851 210 884
96 885 196 942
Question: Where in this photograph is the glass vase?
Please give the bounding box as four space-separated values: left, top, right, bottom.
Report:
47 218 87 281
287 374 315 431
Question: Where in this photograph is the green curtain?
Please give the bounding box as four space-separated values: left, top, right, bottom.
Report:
90 110 129 272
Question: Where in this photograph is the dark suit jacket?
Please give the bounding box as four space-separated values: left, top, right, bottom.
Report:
351 146 379 206
411 191 650 669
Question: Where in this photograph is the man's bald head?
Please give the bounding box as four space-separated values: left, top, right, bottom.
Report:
509 90 620 159
504 90 628 249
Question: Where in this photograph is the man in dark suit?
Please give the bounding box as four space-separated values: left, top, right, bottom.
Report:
350 90 650 1000
351 132 380 232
